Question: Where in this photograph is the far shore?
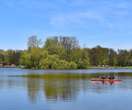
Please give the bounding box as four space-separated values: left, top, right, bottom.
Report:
1 66 132 69
20 66 132 70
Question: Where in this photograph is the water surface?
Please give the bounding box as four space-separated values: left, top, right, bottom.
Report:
0 68 132 110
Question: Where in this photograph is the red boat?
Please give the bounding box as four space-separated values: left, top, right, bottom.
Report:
91 79 122 82
91 78 122 84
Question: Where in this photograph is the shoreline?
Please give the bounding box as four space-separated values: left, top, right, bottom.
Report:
1 66 132 69
16 66 132 70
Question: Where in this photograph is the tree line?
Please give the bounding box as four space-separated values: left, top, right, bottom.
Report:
0 36 132 69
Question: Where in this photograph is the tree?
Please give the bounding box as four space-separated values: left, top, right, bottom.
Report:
108 49 117 66
44 36 80 61
89 46 109 66
0 50 4 63
60 36 79 50
60 36 80 61
14 36 132 69
20 51 32 68
117 49 130 66
44 37 64 56
40 54 77 69
20 48 45 69
28 36 42 49
77 49 90 69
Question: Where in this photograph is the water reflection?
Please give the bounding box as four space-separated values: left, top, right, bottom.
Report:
24 78 89 102
18 77 132 103
1 68 132 110
44 79 81 101
0 75 132 103
26 78 41 102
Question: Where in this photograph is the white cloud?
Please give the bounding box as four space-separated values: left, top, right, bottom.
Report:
49 0 131 31
50 11 104 27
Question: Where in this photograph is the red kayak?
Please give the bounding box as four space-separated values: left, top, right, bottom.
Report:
91 79 122 82
91 78 122 84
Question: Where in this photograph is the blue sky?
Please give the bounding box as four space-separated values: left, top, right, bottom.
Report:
0 0 132 50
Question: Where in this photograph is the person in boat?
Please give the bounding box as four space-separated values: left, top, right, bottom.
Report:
111 75 115 79
96 76 101 79
96 75 114 80
101 75 106 80
108 75 115 80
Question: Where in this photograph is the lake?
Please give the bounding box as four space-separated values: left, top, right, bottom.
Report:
0 68 132 110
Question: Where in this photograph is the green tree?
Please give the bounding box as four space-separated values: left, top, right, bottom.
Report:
0 50 5 63
44 37 64 56
117 49 130 66
20 48 44 69
89 46 109 66
44 36 80 61
108 49 117 66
